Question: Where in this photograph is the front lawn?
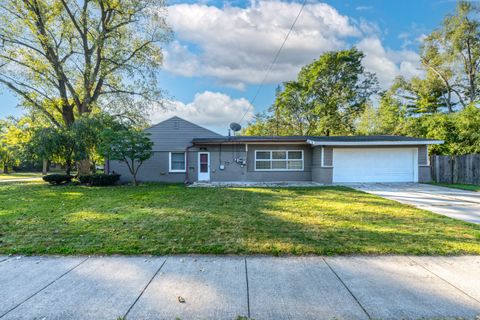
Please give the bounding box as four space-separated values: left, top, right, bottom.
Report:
1 182 479 255
428 182 480 192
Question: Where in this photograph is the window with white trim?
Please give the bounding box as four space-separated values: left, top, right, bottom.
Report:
169 152 186 172
255 150 304 171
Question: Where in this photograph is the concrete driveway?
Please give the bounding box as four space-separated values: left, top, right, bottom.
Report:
351 183 480 224
0 255 480 320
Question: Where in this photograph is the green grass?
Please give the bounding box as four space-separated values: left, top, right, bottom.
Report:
0 182 479 255
0 172 43 180
428 182 480 192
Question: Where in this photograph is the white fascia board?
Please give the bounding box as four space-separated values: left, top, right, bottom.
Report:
307 140 444 146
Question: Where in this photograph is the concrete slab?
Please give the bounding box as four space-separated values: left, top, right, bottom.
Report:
127 256 248 320
247 257 369 320
325 256 480 319
351 183 480 224
417 203 480 224
0 255 85 317
191 181 323 187
1 256 165 320
411 256 480 302
0 177 42 183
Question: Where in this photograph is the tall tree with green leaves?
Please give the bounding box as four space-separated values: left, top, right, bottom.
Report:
420 1 480 109
0 0 170 173
245 48 378 136
0 117 33 173
0 0 170 127
27 127 76 174
299 48 378 135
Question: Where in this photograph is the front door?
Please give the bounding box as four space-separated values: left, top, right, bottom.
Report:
198 152 210 181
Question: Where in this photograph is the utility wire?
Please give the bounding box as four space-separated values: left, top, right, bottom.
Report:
239 0 307 124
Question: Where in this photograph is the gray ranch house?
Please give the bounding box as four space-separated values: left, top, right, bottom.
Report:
107 116 443 184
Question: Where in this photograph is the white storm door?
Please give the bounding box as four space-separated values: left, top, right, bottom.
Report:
198 152 210 181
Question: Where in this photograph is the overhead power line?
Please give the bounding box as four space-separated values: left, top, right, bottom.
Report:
239 0 307 124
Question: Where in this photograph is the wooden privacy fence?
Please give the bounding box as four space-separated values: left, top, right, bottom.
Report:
430 154 480 185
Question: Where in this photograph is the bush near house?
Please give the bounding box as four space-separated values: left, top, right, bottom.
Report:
42 174 73 185
78 173 120 186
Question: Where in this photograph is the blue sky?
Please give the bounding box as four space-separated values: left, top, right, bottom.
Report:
0 0 456 133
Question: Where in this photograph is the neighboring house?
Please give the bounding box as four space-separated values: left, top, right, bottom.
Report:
107 116 443 184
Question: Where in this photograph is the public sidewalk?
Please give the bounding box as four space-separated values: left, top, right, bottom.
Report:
0 255 479 319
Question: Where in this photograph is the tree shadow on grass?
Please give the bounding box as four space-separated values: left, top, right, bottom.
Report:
0 184 479 255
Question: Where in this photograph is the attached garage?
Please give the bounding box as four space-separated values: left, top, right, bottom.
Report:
332 148 418 183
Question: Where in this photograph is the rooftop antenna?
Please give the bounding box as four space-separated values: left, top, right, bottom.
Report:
229 122 242 136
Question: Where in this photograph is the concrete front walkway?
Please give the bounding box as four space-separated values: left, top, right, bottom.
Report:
0 177 41 183
0 255 479 320
351 183 480 224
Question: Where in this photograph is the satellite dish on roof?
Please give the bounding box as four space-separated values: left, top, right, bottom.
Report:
229 122 242 132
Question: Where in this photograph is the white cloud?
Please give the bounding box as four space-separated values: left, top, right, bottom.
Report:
356 37 422 88
162 1 423 90
164 1 359 85
150 91 254 133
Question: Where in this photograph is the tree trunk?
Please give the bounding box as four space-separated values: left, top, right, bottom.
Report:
66 159 72 176
132 173 138 186
2 165 8 174
77 158 91 175
42 159 49 175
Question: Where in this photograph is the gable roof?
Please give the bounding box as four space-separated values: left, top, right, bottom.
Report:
146 116 222 137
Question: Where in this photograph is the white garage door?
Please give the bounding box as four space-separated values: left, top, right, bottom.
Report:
332 148 418 183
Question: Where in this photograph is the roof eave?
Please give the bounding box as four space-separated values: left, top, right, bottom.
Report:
307 140 445 146
192 139 309 144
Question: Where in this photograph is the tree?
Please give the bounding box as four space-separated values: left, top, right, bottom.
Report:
376 92 406 134
389 76 449 115
275 80 316 135
0 118 32 173
0 0 171 128
299 48 378 135
244 48 378 136
355 91 408 136
420 1 480 108
0 123 19 173
242 112 278 136
27 127 76 174
70 114 126 172
454 105 480 154
99 129 153 186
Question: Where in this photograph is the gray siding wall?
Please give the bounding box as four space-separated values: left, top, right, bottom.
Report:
186 144 248 183
187 143 312 183
110 152 186 183
418 145 428 165
311 147 333 184
145 117 221 151
109 117 221 183
111 146 211 184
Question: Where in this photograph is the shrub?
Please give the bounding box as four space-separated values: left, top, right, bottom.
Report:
78 173 120 186
42 174 73 185
77 175 91 184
